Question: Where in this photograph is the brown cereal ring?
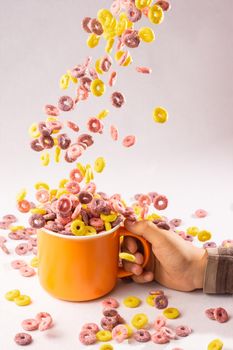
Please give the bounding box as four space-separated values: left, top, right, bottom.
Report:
77 133 94 147
38 122 52 136
100 55 112 72
14 333 32 346
123 30 140 48
82 16 92 33
153 195 168 210
78 191 93 204
156 0 171 11
80 76 92 91
30 139 44 152
58 96 74 112
64 151 75 163
134 329 151 342
90 18 103 35
127 5 142 22
101 316 119 331
57 133 71 150
39 135 54 149
44 104 59 116
111 91 125 108
29 214 46 229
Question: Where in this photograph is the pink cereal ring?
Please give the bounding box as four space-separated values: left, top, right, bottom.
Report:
89 218 104 230
194 209 208 218
17 200 31 213
151 331 169 344
83 182 96 194
2 214 17 223
0 220 11 229
46 120 62 131
112 324 128 343
100 55 112 72
22 319 39 331
89 67 99 80
14 333 32 346
102 297 119 309
108 71 117 87
44 104 59 116
80 77 92 92
82 17 92 33
66 120 79 132
111 0 121 15
70 168 84 182
122 135 136 147
214 307 229 323
154 315 166 331
57 196 72 214
142 6 149 16
90 18 103 36
175 325 192 337
71 202 82 220
35 312 53 331
156 0 171 11
35 189 49 203
136 66 152 74
79 330 97 345
58 96 74 112
87 117 103 133
15 243 29 256
82 323 99 333
160 326 176 340
11 259 27 269
110 125 119 141
67 143 84 161
153 195 168 210
77 85 89 101
65 181 80 195
20 266 36 277
138 194 151 206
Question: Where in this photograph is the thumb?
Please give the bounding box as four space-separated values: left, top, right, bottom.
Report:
124 219 167 246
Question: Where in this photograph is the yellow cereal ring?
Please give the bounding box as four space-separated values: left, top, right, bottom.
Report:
153 106 168 123
59 178 69 188
71 220 85 236
116 18 128 36
16 188 27 202
46 116 58 122
76 163 86 177
87 33 100 48
94 157 106 173
100 214 118 222
163 307 180 319
85 226 97 236
54 146 61 163
208 339 223 350
123 296 141 308
97 109 109 120
105 38 115 54
115 50 133 66
186 226 199 236
131 313 148 329
86 164 94 180
56 189 68 198
5 289 20 301
139 27 155 43
49 189 57 201
96 330 112 342
99 344 114 350
67 70 78 84
10 225 25 232
135 0 152 9
148 4 164 24
104 222 112 231
59 73 70 90
28 123 40 138
34 182 50 190
14 295 31 306
146 294 157 306
125 324 133 337
40 152 50 166
97 9 113 28
30 208 47 215
119 252 136 262
90 79 106 97
198 230 212 242
84 166 93 184
95 58 104 75
30 256 39 268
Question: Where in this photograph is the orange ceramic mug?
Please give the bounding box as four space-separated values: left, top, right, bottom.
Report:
38 225 150 301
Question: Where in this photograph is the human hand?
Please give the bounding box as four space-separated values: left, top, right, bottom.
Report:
122 220 208 292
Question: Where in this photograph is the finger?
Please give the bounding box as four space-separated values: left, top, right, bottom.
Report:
132 271 154 284
122 236 138 254
123 261 143 276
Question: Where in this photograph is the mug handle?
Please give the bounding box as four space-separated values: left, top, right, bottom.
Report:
117 227 151 279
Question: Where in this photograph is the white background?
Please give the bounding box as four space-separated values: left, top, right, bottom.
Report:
0 0 233 348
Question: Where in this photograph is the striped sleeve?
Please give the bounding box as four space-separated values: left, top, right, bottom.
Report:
203 247 233 294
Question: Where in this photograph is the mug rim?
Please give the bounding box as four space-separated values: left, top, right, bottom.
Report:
38 224 121 240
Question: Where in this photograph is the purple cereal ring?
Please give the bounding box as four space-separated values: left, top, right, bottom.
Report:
214 307 229 323
2 214 17 223
154 295 168 309
77 133 94 147
82 16 92 33
156 0 171 11
87 117 103 133
90 18 103 35
127 5 142 22
80 76 92 92
153 195 168 210
14 332 32 346
80 209 89 226
203 241 217 249
122 30 140 48
15 243 29 256
78 191 93 204
30 139 44 152
103 308 119 317
134 329 151 342
71 65 87 79
29 214 46 229
81 323 99 333
175 325 192 337
58 96 74 112
44 104 59 116
79 330 97 345
57 133 71 150
101 316 119 331
111 91 125 108
100 55 112 72
38 122 52 136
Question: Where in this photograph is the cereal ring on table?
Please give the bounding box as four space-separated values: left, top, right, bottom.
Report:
155 295 168 309
82 323 99 333
160 326 176 339
39 135 54 149
5 289 21 301
14 332 32 346
30 138 44 152
22 319 39 331
203 241 217 249
205 308 217 320
19 266 36 277
163 307 180 319
154 315 166 330
112 324 128 343
102 297 119 309
58 96 74 111
153 106 168 123
100 55 112 72
90 18 103 35
15 243 29 256
123 296 141 308
77 133 94 147
0 220 11 229
198 230 212 242
79 330 97 345
156 0 171 11
151 331 169 344
96 330 112 342
30 256 39 268
148 4 164 24
90 79 106 97
70 219 85 236
87 117 103 133
208 339 223 350
102 308 119 318
122 135 136 147
110 125 119 141
153 195 168 210
8 231 23 240
111 87 124 106
57 133 71 150
131 313 148 329
82 16 92 33
78 191 93 204
170 218 182 227
108 71 117 87
14 295 31 306
99 344 113 350
3 214 17 223
17 200 31 213
11 260 27 269
123 30 140 48
44 104 59 116
214 307 229 323
175 325 192 337
101 316 119 331
134 329 151 342
127 5 142 22
150 289 164 296
146 294 157 306
195 209 208 218
221 239 233 248
29 214 46 229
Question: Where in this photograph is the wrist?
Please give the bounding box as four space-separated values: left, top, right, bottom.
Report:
192 248 208 289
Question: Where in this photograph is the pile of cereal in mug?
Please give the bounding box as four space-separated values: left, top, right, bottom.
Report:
29 0 170 167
